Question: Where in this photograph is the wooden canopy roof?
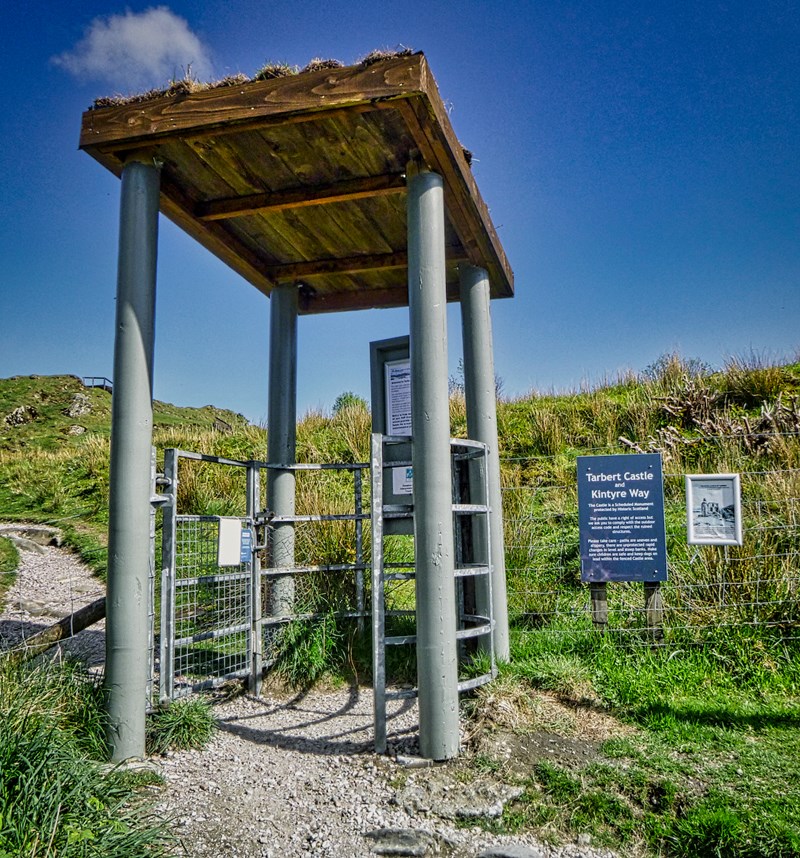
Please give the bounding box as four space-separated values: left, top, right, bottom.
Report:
80 53 513 314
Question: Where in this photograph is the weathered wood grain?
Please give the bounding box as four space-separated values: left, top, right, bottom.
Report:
79 53 514 311
80 55 425 150
197 173 405 220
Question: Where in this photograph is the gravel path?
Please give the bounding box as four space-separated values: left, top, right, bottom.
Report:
0 526 618 858
0 523 105 666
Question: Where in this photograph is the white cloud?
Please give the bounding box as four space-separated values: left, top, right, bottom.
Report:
52 6 213 90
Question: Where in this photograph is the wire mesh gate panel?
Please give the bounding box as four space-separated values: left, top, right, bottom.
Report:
158 449 256 701
164 516 252 697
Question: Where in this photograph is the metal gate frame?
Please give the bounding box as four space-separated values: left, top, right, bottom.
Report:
152 441 499 754
158 449 257 702
154 449 369 703
370 433 497 752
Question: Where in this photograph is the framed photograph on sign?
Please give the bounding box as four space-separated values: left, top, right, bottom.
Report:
685 474 743 546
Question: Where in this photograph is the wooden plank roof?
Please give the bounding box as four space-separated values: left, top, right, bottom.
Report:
80 53 514 315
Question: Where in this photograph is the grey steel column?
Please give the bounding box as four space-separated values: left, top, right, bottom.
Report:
266 283 297 615
106 155 160 761
460 264 510 660
407 162 460 760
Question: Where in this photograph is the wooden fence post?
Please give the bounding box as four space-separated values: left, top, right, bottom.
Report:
590 583 608 629
644 582 664 643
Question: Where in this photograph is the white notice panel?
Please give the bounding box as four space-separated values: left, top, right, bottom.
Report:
217 517 242 566
685 474 743 546
385 359 413 494
385 359 411 436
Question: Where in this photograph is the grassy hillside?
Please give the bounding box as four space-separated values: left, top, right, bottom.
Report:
2 360 800 856
0 375 258 570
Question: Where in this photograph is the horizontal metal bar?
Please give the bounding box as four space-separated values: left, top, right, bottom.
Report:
450 438 488 450
457 673 494 693
260 610 369 628
260 563 368 577
452 503 490 514
456 622 493 641
169 448 368 472
251 460 369 472
386 634 417 645
269 513 370 523
386 687 418 700
177 514 247 524
174 622 250 646
175 572 250 586
454 565 490 578
172 669 250 696
172 449 251 468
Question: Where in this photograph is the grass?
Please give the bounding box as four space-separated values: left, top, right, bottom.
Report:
471 628 800 856
2 359 800 855
145 697 216 755
0 537 18 609
0 658 171 856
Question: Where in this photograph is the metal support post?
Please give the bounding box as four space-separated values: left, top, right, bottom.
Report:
459 264 510 661
106 155 160 761
644 582 664 643
247 463 263 694
159 448 178 703
354 468 365 637
370 434 387 753
407 162 460 760
147 448 157 709
266 283 298 615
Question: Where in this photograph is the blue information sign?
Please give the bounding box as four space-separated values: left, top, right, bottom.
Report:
240 527 253 565
577 453 668 583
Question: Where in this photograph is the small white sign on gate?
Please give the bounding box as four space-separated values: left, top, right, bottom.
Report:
218 517 243 566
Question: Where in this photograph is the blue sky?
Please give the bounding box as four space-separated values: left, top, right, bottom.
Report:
1 1 798 422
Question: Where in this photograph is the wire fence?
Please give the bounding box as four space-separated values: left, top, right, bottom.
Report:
501 437 800 644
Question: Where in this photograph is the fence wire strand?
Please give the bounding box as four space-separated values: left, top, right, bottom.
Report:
501 449 800 643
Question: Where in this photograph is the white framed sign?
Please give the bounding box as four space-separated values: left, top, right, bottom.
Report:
385 359 412 437
685 474 743 546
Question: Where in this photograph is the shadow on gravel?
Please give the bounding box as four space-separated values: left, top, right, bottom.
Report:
216 682 419 756
0 619 106 668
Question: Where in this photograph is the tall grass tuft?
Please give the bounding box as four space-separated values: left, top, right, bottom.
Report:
0 658 171 856
722 351 795 408
146 697 216 755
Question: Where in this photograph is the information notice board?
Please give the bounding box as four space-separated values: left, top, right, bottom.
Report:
577 453 668 583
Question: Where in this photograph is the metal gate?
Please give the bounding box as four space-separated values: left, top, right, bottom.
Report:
152 441 498 750
370 434 496 751
152 449 368 703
